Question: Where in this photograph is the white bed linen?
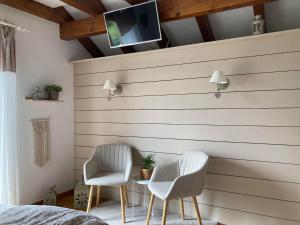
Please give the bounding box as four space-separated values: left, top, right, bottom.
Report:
0 204 107 225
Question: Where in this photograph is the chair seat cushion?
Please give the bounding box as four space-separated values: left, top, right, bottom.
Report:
148 181 173 200
85 172 126 186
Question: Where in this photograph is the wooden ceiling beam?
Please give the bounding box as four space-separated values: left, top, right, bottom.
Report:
60 0 274 40
54 6 104 58
0 0 105 57
0 0 65 23
90 0 106 13
195 15 215 42
157 0 273 22
54 6 74 22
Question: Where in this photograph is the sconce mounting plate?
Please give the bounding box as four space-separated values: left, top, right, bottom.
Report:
115 85 122 95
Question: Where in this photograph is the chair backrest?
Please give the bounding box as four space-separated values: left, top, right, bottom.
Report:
95 144 132 173
179 151 209 176
165 151 209 199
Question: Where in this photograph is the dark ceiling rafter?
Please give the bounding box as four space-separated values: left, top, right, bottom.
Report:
0 0 65 23
90 0 106 13
61 0 136 54
60 0 274 41
0 0 104 58
195 15 215 42
54 6 104 57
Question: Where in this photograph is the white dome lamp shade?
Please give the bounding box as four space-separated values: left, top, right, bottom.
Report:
209 70 230 99
103 80 117 91
103 80 122 101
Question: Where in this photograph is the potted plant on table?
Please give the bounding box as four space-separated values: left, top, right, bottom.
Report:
141 154 156 180
44 84 63 100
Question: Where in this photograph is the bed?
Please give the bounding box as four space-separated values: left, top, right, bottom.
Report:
0 204 108 225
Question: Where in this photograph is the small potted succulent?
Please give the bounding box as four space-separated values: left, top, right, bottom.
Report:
44 84 63 100
141 154 156 180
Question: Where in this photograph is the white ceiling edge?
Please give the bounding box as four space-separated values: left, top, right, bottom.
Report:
70 29 300 64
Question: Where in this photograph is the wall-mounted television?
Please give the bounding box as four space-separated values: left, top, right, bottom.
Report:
104 1 161 48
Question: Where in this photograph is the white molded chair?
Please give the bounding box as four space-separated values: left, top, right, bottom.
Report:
83 144 133 223
146 151 209 225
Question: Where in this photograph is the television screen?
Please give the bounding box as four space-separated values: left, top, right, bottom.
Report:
104 1 161 48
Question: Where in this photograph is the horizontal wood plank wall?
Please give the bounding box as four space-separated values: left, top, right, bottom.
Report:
72 29 300 225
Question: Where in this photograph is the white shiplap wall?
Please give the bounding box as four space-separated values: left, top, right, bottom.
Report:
72 29 300 225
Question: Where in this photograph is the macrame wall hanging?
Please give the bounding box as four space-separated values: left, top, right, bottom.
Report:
31 119 49 167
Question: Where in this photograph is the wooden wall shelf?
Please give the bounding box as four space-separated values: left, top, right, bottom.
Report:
25 97 64 102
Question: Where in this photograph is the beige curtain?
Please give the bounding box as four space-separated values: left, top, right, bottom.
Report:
31 119 49 167
0 25 16 72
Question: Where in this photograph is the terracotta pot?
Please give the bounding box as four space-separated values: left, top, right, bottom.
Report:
140 168 153 180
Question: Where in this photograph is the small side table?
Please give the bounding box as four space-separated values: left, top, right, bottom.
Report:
131 177 150 216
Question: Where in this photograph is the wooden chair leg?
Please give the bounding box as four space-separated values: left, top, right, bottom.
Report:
120 186 126 223
192 196 203 225
162 200 168 225
179 198 185 220
96 186 101 207
86 185 94 213
145 194 155 225
122 185 128 207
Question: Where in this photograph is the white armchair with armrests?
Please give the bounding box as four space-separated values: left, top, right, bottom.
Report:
146 151 209 225
83 144 133 223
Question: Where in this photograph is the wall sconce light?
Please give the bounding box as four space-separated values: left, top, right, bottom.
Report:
103 80 122 101
209 70 230 99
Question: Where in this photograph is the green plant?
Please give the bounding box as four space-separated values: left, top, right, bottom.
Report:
44 84 63 92
143 154 155 169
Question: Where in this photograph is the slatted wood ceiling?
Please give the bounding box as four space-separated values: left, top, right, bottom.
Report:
72 29 300 225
